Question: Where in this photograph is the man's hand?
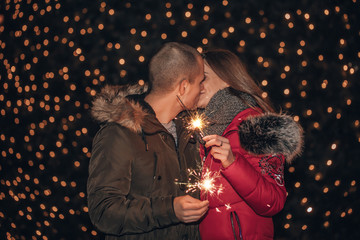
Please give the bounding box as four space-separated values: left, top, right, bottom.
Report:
173 195 209 223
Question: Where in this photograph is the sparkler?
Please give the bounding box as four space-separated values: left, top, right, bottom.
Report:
186 112 209 146
175 96 223 200
175 167 224 200
176 95 208 144
200 168 224 198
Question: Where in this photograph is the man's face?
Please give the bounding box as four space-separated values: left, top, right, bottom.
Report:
182 57 205 110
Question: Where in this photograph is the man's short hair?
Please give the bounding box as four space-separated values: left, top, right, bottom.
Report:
149 42 201 93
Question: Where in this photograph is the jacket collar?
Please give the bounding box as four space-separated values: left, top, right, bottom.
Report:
203 88 257 136
91 84 186 136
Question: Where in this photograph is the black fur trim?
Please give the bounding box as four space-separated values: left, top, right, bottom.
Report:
238 113 303 163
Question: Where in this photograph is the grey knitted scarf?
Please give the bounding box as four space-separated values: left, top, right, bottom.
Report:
203 88 257 136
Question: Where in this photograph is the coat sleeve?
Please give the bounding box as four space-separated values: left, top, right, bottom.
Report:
87 123 179 236
221 126 287 217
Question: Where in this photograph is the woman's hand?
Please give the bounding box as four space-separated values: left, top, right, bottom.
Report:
202 135 235 168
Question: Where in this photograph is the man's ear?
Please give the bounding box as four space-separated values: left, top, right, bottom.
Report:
178 78 189 96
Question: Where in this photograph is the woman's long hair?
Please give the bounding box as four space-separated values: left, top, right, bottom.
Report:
203 49 275 113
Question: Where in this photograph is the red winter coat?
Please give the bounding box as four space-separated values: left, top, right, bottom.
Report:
199 108 290 240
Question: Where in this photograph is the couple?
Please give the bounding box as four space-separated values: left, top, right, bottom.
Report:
87 42 303 240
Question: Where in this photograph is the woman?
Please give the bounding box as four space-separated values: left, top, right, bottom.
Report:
197 49 303 240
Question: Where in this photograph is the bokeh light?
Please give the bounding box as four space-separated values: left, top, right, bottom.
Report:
0 0 359 239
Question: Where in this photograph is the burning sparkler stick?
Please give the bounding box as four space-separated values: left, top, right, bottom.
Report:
200 168 224 199
175 167 224 200
176 95 208 144
175 96 223 200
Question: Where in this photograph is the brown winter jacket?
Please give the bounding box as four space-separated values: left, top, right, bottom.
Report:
87 85 201 240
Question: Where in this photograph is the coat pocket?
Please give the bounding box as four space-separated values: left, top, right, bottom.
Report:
230 211 243 240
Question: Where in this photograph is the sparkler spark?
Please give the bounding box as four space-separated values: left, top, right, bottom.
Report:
186 112 209 138
176 95 209 142
191 118 203 129
175 167 224 199
200 168 224 197
214 204 232 213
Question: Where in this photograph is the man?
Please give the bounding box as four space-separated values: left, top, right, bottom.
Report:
87 42 208 239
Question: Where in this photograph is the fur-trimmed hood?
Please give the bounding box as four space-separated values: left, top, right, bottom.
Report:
238 112 304 163
91 84 149 133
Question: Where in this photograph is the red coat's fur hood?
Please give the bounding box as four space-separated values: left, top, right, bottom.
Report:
238 112 304 163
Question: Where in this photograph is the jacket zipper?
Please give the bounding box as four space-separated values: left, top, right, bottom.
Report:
166 131 186 186
163 131 182 170
230 211 243 240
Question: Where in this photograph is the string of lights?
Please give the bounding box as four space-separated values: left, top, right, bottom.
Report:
0 0 359 239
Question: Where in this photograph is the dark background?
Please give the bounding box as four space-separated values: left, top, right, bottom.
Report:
0 0 359 239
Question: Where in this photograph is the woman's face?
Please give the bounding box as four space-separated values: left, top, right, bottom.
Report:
197 61 229 108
